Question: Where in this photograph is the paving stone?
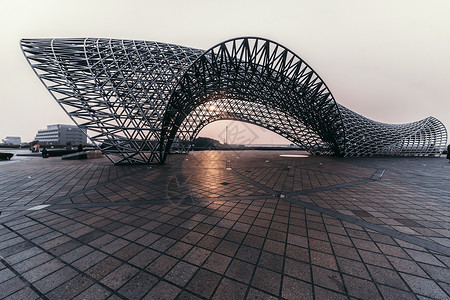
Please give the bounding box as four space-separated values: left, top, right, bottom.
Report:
34 265 78 293
418 263 450 283
40 235 72 250
377 243 410 259
310 250 338 270
166 241 193 258
89 234 116 248
404 248 446 267
146 254 178 277
242 234 264 248
8 286 41 300
101 238 130 254
342 274 382 299
285 244 309 262
283 257 311 282
181 231 205 245
85 256 122 280
378 284 417 300
128 248 160 268
336 256 371 280
287 233 308 247
246 287 278 299
165 261 198 287
100 264 139 290
45 274 93 299
216 240 240 256
197 235 221 250
143 280 180 300
313 286 348 300
258 251 284 272
387 256 429 277
72 250 108 271
72 284 111 300
22 258 65 283
263 239 285 255
48 239 83 256
358 249 392 268
267 229 286 242
367 264 409 290
235 244 261 264
186 269 221 298
203 252 232 274
400 273 449 299
309 238 332 253
0 276 27 298
176 291 203 300
113 243 145 261
194 223 214 233
312 265 346 293
251 267 281 296
1 151 449 299
150 237 176 252
60 245 95 263
352 237 379 252
212 278 247 300
225 259 255 284
0 240 34 258
438 281 450 297
329 234 354 248
118 271 158 299
282 275 313 300
183 247 211 266
0 268 15 284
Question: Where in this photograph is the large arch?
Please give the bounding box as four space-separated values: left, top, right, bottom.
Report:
161 38 345 162
21 37 447 164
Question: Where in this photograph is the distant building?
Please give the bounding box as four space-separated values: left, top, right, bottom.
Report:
34 124 87 145
1 136 21 145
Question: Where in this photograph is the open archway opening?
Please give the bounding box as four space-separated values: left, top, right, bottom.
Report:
197 120 292 146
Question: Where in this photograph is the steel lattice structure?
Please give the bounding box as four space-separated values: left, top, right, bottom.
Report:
21 37 447 164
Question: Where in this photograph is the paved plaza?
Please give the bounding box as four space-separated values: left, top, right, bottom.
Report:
0 150 449 299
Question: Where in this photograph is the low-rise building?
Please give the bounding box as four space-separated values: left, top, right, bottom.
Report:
34 124 87 146
1 136 22 145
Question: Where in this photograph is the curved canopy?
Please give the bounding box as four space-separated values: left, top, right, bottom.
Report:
21 37 447 164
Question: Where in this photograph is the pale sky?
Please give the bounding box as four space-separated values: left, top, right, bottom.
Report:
1 0 449 144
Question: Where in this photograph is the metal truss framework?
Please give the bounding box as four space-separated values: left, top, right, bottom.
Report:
21 37 447 164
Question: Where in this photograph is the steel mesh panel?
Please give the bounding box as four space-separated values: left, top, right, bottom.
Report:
338 105 447 156
21 38 203 163
21 37 448 164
